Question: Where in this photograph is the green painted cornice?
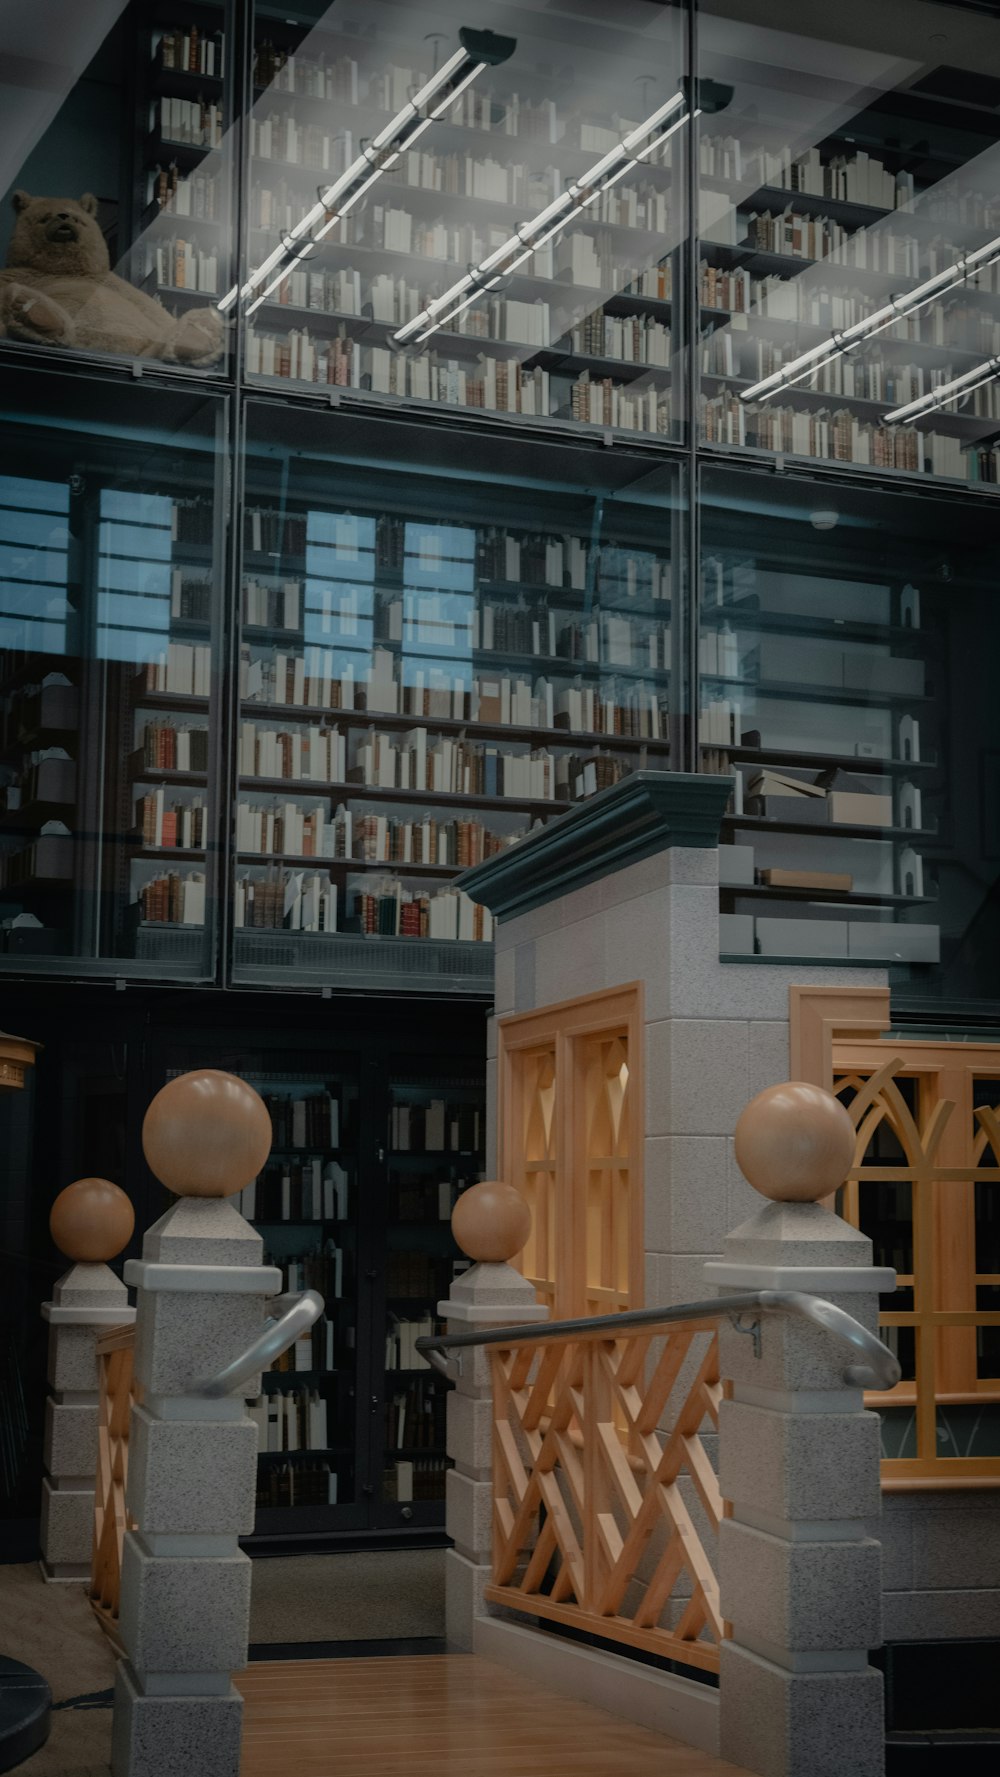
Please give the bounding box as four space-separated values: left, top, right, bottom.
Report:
457 770 733 920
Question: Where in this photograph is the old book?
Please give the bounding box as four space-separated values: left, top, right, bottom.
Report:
759 868 853 891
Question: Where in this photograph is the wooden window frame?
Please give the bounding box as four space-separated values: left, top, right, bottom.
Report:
497 982 644 1321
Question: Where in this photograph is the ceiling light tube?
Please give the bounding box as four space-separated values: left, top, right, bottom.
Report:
393 92 689 347
740 230 1000 403
220 26 514 314
884 352 1000 424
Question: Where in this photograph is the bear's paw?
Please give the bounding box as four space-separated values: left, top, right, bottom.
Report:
0 281 74 344
172 304 226 366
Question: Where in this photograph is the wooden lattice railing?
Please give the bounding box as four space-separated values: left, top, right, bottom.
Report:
91 1322 138 1642
486 1317 723 1673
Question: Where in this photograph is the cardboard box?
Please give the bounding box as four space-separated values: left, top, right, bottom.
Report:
827 791 893 827
759 868 853 891
756 917 849 958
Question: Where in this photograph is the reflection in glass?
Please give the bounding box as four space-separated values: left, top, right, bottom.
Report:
242 0 687 438
699 1 1000 484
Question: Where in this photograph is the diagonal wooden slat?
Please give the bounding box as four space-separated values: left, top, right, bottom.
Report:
488 1320 724 1676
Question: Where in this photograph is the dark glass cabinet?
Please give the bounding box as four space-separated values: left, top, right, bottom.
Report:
158 1027 482 1539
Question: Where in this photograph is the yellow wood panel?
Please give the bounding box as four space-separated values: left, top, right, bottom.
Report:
237 1655 749 1776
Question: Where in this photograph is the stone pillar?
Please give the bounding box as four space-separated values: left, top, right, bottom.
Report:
112 1069 278 1777
706 1081 895 1777
41 1176 135 1580
442 1180 547 1652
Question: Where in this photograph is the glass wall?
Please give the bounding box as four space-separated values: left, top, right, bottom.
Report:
1 0 999 1013
236 403 681 987
0 366 226 976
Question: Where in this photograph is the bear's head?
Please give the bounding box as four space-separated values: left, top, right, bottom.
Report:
7 192 109 278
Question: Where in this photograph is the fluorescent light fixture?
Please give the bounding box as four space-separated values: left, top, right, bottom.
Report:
218 26 514 315
393 92 692 347
740 230 1000 403
884 352 1000 424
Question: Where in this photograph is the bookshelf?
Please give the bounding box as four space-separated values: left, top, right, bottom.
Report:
159 1036 484 1539
238 1066 358 1520
376 1075 484 1526
0 399 222 977
698 462 985 976
242 9 683 437
696 97 1000 487
131 4 233 331
232 419 676 988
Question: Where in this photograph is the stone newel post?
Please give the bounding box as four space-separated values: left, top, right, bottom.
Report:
706 1082 894 1777
442 1179 547 1651
112 1069 278 1777
41 1177 135 1579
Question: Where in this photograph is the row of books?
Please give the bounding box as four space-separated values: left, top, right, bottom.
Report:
350 730 549 800
385 1378 446 1448
169 570 211 622
702 267 1000 354
256 1461 339 1507
267 1314 337 1373
137 722 208 773
722 334 1000 413
353 878 494 942
143 241 219 295
269 1241 345 1300
569 374 671 434
136 869 206 925
137 645 211 698
240 1157 348 1222
699 136 915 210
237 507 663 599
234 870 337 933
566 311 671 366
135 790 207 850
390 1099 482 1153
354 811 516 870
155 25 224 77
246 329 555 417
239 722 346 782
248 113 352 170
383 1458 446 1503
394 1177 461 1221
701 395 971 479
258 1088 340 1151
248 1387 330 1453
386 1315 437 1372
149 163 221 219
153 96 223 150
377 146 674 230
236 799 333 859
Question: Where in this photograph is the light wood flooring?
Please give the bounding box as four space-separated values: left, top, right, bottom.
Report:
237 1654 751 1777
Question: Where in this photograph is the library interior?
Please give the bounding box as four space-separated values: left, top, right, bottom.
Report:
0 1 999 1774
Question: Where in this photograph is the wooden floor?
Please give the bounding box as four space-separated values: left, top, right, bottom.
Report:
237 1654 751 1777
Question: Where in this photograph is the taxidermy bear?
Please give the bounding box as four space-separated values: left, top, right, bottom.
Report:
0 191 225 365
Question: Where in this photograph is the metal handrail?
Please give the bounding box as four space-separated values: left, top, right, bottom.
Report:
416 1288 901 1391
198 1289 325 1397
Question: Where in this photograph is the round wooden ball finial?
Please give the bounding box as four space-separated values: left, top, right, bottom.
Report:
142 1069 272 1198
452 1179 531 1263
734 1081 855 1203
50 1177 134 1262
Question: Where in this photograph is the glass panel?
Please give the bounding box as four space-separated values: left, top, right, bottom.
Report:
381 1067 484 1522
235 1061 360 1516
235 403 680 988
0 367 224 977
242 0 687 441
0 3 234 377
702 461 1000 1012
936 1403 1000 1459
698 1 1000 490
